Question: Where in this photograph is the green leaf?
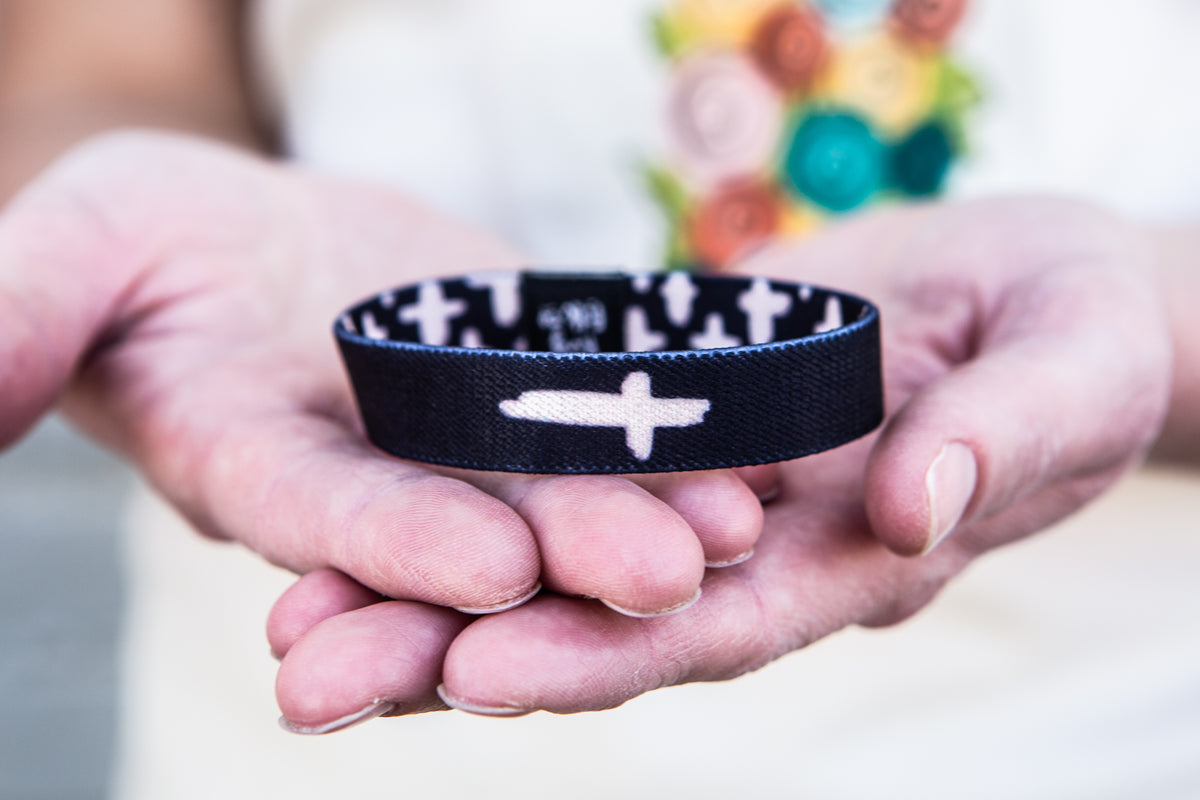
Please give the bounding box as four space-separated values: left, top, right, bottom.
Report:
664 225 694 271
650 13 688 60
936 59 984 115
642 163 692 222
932 59 984 155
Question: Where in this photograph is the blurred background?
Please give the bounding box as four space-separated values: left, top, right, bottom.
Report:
2 1 1200 798
0 419 132 800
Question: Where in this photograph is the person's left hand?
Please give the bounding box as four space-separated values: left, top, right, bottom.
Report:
0 130 764 734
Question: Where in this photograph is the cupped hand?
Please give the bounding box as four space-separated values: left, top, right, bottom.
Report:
0 131 761 631
269 197 1172 729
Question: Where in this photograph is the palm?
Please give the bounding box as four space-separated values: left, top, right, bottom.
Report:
1 132 771 731
274 197 1171 724
432 358 962 714
12 134 1165 727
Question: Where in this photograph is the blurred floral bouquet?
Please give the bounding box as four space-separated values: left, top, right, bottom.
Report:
649 0 980 270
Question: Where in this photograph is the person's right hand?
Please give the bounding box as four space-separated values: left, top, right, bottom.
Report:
0 130 762 636
266 196 1174 730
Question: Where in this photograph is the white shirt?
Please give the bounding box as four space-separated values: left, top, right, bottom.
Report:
252 0 1200 253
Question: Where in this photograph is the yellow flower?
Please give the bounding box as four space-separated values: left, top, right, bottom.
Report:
817 31 938 134
779 201 823 236
667 0 786 50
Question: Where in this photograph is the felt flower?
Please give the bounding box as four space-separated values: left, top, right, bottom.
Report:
659 0 788 53
687 180 783 267
648 0 979 270
779 201 823 236
890 120 953 195
783 111 884 212
890 0 967 44
669 53 783 185
818 30 937 134
750 4 831 93
811 0 895 31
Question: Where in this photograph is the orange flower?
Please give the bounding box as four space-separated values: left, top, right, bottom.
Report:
687 181 782 267
751 4 830 93
890 0 968 44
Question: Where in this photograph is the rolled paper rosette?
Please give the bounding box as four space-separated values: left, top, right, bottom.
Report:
890 120 954 196
650 0 979 271
663 0 787 50
669 52 783 186
819 30 938 135
784 111 885 213
890 0 968 44
750 4 830 93
686 180 783 265
811 0 895 31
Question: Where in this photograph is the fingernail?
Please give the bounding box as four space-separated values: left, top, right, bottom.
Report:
437 684 532 718
923 442 977 555
600 586 702 618
453 581 542 615
279 700 396 735
706 548 755 568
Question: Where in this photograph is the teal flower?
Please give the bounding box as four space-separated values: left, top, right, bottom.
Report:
812 0 895 31
783 112 884 212
890 121 953 196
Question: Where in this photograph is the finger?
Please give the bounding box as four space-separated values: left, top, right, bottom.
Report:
6 133 542 612
146 405 543 613
734 463 782 503
631 471 763 567
491 474 708 618
267 569 384 659
265 468 761 654
276 600 469 734
0 151 140 447
437 497 960 715
865 259 1172 556
457 466 763 614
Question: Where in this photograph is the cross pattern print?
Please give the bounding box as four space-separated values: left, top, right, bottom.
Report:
499 371 711 461
342 272 852 354
398 281 468 347
336 272 882 474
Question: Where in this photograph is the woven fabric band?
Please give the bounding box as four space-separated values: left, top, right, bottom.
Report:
335 271 883 474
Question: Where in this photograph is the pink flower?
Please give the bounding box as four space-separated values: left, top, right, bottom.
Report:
668 53 783 186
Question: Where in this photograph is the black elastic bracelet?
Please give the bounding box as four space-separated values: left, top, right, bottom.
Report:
335 271 883 474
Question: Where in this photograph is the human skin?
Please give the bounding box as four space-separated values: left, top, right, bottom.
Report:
268 196 1191 727
1 0 1196 733
0 0 264 194
0 2 763 624
0 131 764 622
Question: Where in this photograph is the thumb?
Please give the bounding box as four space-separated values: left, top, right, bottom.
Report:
864 260 1171 557
0 150 141 448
